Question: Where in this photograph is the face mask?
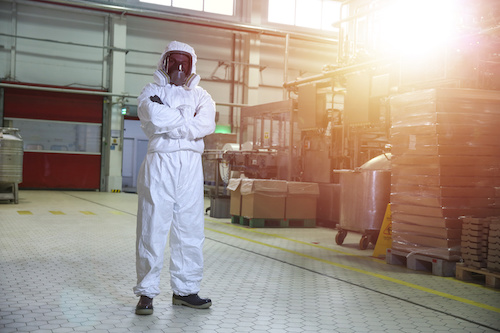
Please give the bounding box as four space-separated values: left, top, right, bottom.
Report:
169 64 187 86
166 52 192 86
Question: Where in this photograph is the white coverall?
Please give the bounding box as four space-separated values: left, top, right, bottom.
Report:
133 41 216 298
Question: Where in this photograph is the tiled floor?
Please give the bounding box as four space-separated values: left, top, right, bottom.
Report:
1 190 499 333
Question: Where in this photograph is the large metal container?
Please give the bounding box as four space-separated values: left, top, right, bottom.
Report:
0 127 24 184
335 153 391 249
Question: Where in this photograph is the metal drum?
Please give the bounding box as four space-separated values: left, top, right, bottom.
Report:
0 127 24 183
0 128 23 204
335 153 391 250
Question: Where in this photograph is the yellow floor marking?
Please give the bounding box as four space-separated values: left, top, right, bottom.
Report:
110 211 126 215
210 218 497 291
17 211 33 215
80 211 96 215
206 218 384 262
49 211 65 215
205 225 500 314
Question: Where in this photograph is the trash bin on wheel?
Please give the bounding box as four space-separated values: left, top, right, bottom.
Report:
334 154 391 250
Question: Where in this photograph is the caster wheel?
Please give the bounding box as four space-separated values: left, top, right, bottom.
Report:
359 235 370 250
335 231 347 245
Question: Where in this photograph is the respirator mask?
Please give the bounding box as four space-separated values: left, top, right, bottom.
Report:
165 51 192 87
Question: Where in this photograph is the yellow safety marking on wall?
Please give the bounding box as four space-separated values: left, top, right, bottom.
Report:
80 211 96 215
205 225 500 314
49 211 65 215
17 211 33 215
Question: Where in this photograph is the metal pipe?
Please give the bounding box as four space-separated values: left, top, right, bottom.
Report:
10 2 17 80
230 34 236 132
283 33 289 100
0 82 126 97
0 32 129 54
283 58 390 89
0 82 249 108
27 0 337 44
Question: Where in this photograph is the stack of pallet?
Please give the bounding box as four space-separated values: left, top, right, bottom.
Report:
461 217 490 268
390 89 500 261
488 219 500 272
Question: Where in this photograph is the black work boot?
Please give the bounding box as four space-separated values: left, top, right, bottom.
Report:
135 295 154 315
172 294 212 309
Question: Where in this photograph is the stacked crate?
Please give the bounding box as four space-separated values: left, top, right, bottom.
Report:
390 89 500 261
461 217 490 268
488 218 500 272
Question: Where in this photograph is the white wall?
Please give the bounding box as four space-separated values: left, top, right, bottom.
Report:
0 0 338 190
0 1 337 128
0 1 107 88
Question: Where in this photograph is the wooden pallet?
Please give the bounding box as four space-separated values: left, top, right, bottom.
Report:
455 263 500 288
386 248 456 277
230 215 315 228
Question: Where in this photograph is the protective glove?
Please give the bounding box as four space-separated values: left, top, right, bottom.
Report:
149 95 164 104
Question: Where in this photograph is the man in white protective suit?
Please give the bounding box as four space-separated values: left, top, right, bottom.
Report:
134 41 216 314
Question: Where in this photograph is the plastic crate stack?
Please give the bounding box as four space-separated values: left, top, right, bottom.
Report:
488 218 500 272
390 89 500 261
460 216 491 268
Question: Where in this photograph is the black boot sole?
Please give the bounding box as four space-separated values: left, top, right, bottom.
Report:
172 297 212 309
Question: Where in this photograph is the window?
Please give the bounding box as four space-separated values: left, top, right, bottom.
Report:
140 0 234 16
268 0 341 31
8 118 102 154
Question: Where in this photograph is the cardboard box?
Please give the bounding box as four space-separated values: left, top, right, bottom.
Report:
391 133 500 148
391 211 462 229
240 179 287 219
391 155 500 167
285 182 320 219
391 164 499 177
391 174 500 187
392 231 461 250
227 178 242 216
392 221 461 239
391 242 461 261
390 193 496 208
391 203 500 218
391 144 500 157
391 183 497 198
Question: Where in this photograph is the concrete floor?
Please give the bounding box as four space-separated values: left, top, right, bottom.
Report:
1 190 499 333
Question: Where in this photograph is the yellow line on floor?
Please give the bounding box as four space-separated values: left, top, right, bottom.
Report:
17 211 33 215
206 218 383 261
208 219 494 290
49 211 65 215
205 225 500 314
80 211 96 215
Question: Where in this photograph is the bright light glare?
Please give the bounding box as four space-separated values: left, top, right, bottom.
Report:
173 0 203 11
140 0 172 5
205 0 233 15
268 0 294 25
296 0 322 29
378 0 458 58
322 1 341 31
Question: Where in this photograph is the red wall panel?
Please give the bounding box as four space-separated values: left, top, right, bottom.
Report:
4 84 103 123
21 152 101 189
3 83 104 190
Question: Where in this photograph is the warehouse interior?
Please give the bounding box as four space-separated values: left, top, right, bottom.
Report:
1 0 500 332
